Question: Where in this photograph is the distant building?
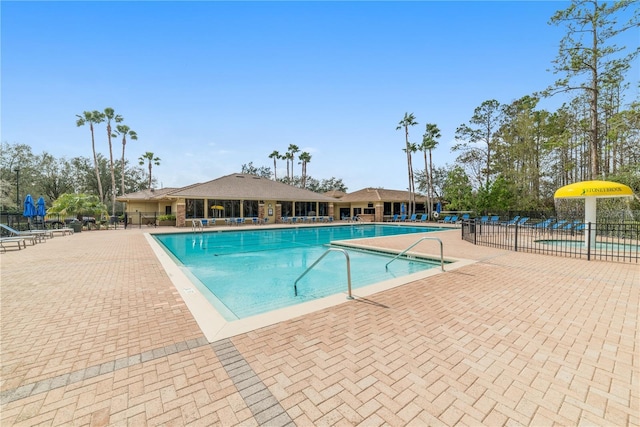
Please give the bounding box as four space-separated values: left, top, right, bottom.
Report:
117 173 420 226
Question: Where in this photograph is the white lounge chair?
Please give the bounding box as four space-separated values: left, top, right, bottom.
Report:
0 224 51 242
0 237 28 253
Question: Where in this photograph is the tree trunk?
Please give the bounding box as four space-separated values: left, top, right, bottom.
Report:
90 123 104 203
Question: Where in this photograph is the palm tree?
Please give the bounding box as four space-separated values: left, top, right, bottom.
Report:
396 113 418 215
287 144 300 180
268 150 280 180
104 108 123 215
76 110 105 203
138 152 161 189
420 123 441 219
284 151 294 182
299 151 312 188
113 124 138 195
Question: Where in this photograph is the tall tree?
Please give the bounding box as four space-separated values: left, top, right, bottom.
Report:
420 123 441 219
287 144 300 181
299 151 312 188
454 99 502 189
138 152 161 189
241 162 272 178
268 150 280 180
442 166 474 211
76 110 106 203
396 113 418 215
103 108 123 215
283 151 293 182
547 0 639 179
113 124 138 195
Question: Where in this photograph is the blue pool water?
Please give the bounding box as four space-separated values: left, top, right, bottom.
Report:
154 224 444 320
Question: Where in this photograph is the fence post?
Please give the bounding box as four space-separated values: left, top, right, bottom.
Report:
514 222 518 252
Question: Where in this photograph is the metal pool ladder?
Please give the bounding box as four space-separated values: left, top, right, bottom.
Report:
385 237 445 272
294 248 353 299
191 219 203 233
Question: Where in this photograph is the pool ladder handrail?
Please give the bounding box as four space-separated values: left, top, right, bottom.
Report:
191 219 203 233
385 237 445 272
294 247 353 299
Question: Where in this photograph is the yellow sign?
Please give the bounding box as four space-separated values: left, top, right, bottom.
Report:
554 180 634 199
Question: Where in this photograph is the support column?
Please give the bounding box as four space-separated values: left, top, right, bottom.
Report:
584 197 596 247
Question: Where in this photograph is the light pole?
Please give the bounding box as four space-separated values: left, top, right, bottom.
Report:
14 167 20 227
14 167 20 210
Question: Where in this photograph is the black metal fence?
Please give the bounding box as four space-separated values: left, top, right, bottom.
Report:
462 219 639 263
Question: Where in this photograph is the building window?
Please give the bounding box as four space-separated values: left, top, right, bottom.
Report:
186 199 204 218
207 199 241 217
295 201 317 216
278 201 293 217
243 200 259 217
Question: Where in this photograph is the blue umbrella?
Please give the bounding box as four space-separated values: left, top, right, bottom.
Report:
436 202 442 214
36 196 47 218
23 194 36 218
401 203 406 214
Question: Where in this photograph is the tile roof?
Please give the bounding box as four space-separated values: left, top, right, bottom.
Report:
116 187 179 201
339 187 423 202
165 173 337 201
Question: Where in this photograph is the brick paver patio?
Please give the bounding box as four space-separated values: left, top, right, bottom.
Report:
1 225 637 426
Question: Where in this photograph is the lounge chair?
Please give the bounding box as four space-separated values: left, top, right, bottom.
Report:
446 215 459 224
419 214 427 222
502 216 520 226
390 214 399 222
0 237 28 253
563 220 583 232
479 216 489 223
398 214 407 222
461 214 470 221
438 215 451 223
509 217 529 226
549 220 568 233
490 215 500 223
530 218 554 232
0 224 50 242
408 214 417 222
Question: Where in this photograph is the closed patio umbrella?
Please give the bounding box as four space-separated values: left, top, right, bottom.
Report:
23 194 36 228
23 194 36 218
36 196 47 228
36 196 46 218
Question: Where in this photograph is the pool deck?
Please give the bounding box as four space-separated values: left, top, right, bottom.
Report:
1 224 638 426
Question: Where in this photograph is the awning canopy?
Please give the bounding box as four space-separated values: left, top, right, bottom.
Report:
554 180 633 199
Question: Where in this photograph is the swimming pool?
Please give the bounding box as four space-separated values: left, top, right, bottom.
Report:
154 224 444 320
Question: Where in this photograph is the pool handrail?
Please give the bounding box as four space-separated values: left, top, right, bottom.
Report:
191 219 203 232
385 237 445 272
294 247 353 300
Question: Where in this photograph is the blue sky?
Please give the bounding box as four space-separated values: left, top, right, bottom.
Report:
2 1 638 192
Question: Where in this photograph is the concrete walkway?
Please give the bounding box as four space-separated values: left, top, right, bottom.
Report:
1 225 637 426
